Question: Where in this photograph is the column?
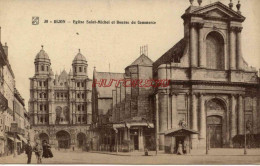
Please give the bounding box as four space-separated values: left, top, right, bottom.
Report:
230 95 237 145
238 95 244 135
199 94 206 141
171 94 178 129
190 22 197 67
236 27 243 70
191 94 198 148
229 26 236 70
139 128 144 151
159 93 168 150
155 94 159 153
252 97 257 134
198 23 205 67
168 95 171 129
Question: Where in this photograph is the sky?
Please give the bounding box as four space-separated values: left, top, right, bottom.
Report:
0 0 259 109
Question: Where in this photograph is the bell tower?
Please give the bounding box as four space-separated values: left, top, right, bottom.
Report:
72 49 88 78
34 45 51 76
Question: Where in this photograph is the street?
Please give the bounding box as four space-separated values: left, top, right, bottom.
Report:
1 149 260 164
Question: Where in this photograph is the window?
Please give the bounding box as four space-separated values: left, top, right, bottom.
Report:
40 105 43 111
84 67 86 73
82 93 85 99
79 67 82 72
44 81 47 87
61 93 63 98
47 66 49 71
82 82 84 87
44 105 47 111
65 94 67 98
77 82 80 87
57 93 59 98
45 117 48 122
39 81 42 86
40 117 43 123
44 93 47 98
83 117 85 122
36 65 38 72
77 93 80 98
41 65 44 71
78 105 81 111
206 32 224 70
74 67 77 73
82 105 85 111
39 93 42 98
78 117 81 122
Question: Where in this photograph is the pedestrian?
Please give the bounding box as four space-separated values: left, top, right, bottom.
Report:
33 141 43 164
42 140 53 158
177 141 183 155
25 140 33 164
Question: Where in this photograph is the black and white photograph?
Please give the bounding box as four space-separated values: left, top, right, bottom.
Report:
0 0 260 164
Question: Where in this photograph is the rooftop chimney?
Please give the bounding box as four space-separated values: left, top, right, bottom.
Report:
3 42 8 61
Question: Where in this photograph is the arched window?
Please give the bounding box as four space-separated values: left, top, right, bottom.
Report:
206 32 224 70
74 67 77 73
84 67 86 73
41 65 44 71
79 67 82 72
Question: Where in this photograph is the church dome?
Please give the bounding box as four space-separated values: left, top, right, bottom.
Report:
73 49 87 64
35 46 49 60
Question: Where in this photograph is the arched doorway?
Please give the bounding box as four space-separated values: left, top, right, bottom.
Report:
207 116 222 148
38 133 49 144
206 98 226 148
77 133 86 148
206 31 225 70
56 130 71 149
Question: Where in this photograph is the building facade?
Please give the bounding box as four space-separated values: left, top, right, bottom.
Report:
153 1 260 153
92 53 155 152
29 47 92 150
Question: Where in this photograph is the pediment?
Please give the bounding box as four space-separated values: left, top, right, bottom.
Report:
191 2 245 20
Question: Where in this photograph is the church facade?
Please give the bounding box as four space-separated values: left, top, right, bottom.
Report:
29 47 92 149
153 1 259 152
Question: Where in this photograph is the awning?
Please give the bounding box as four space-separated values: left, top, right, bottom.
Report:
7 136 14 141
126 122 154 128
7 136 22 143
17 134 28 143
160 128 199 136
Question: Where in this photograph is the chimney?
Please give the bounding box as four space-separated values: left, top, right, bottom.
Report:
3 42 8 61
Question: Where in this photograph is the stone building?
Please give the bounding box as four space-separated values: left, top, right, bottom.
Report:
0 41 16 156
153 1 259 153
29 47 92 149
92 52 155 152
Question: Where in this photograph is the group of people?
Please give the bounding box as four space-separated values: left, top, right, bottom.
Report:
25 140 53 164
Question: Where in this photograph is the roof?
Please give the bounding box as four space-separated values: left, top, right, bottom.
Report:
153 39 186 70
182 1 245 21
73 52 87 63
59 70 68 81
129 54 153 66
35 49 49 60
160 128 199 136
94 71 124 98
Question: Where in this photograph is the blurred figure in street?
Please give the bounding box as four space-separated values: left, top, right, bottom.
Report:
177 141 183 155
42 140 53 158
25 140 33 164
33 141 43 164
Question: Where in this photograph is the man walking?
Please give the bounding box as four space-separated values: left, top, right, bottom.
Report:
33 141 43 164
25 140 33 164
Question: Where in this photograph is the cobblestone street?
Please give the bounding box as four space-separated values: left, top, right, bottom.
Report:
1 149 260 164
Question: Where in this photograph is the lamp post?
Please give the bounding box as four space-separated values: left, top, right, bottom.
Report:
244 99 247 155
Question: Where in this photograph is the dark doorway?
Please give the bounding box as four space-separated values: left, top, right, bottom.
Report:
175 136 185 153
77 133 86 148
56 130 71 149
207 116 222 148
130 129 139 150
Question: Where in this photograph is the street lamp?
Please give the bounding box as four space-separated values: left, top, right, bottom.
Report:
244 99 247 155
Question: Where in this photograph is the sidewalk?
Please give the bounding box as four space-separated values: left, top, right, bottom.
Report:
90 148 260 156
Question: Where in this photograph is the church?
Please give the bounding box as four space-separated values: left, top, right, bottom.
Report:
29 47 92 149
153 0 259 152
